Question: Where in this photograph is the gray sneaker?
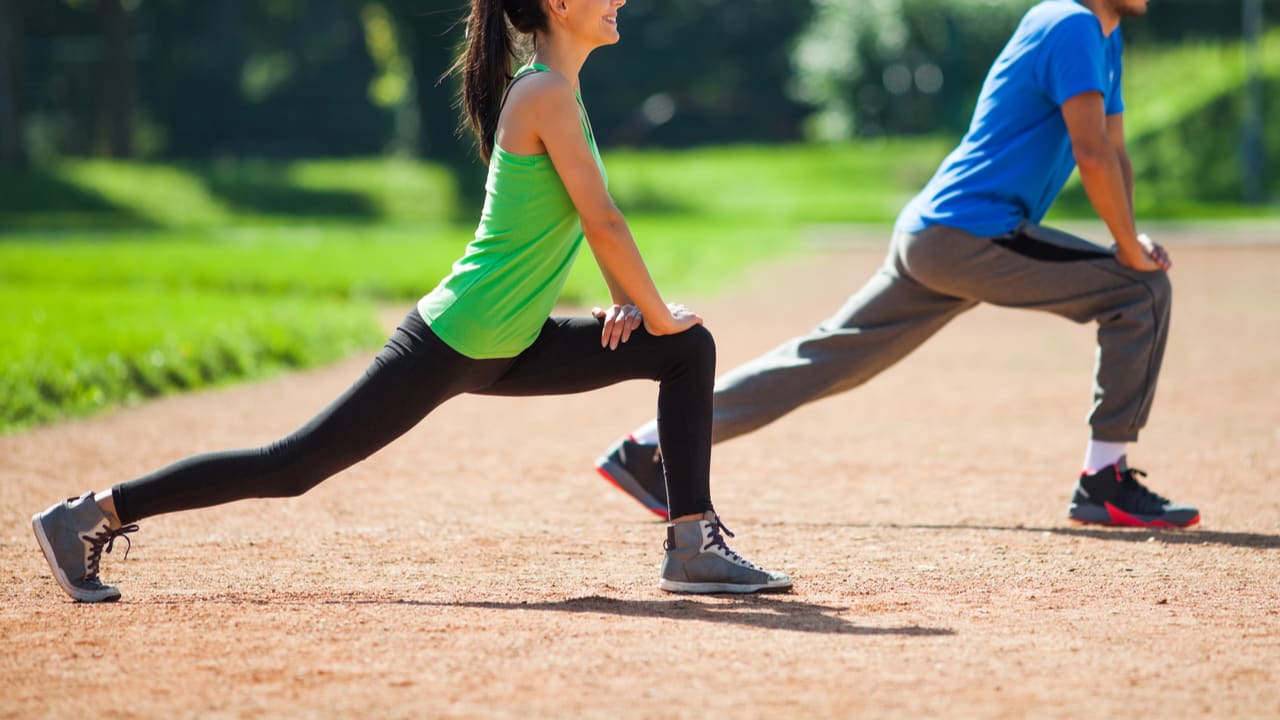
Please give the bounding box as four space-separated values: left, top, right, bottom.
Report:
32 492 138 603
659 512 792 594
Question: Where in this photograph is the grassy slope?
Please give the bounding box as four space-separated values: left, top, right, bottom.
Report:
0 284 382 431
1050 27 1280 219
0 140 949 432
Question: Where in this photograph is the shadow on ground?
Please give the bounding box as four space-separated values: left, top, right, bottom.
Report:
447 595 953 636
140 592 954 637
812 522 1280 550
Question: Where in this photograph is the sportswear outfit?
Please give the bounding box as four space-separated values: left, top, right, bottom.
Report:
107 65 713 524
715 0 1165 445
34 65 792 601
599 0 1197 528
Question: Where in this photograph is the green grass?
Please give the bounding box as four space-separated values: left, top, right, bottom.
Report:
0 283 383 433
5 142 913 434
604 139 951 224
0 215 810 434
0 216 807 306
0 158 461 230
0 225 474 300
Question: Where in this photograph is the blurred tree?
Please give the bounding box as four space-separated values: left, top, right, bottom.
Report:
375 1 485 212
380 0 815 160
137 0 391 158
793 0 1027 139
378 1 469 165
0 0 25 166
792 0 1280 140
20 0 98 159
360 2 419 157
579 0 815 148
1124 0 1280 43
12 0 1271 168
96 0 132 157
19 0 392 160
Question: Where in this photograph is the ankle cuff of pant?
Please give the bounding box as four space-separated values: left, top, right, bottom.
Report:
111 485 137 526
1090 428 1139 443
668 500 714 519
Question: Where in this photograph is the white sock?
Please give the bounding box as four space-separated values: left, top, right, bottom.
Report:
632 420 660 446
1083 440 1127 474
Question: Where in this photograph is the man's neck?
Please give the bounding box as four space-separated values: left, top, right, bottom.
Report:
1078 0 1121 35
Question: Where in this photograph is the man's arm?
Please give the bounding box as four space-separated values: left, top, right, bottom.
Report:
1061 91 1162 272
1106 112 1135 219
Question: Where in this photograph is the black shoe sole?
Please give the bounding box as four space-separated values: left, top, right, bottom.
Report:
1068 501 1200 528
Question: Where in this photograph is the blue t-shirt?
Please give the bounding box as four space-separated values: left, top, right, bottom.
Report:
895 0 1124 238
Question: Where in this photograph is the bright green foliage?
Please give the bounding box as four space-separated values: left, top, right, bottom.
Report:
606 140 951 224
570 139 953 301
1123 29 1280 207
1052 28 1280 215
0 226 474 300
792 0 1032 138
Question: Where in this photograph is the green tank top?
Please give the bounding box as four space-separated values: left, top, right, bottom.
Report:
418 64 606 359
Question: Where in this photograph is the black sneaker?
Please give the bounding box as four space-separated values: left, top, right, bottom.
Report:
595 436 669 519
1068 461 1200 528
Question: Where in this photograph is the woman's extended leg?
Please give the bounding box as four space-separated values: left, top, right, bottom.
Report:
111 311 508 523
33 311 509 602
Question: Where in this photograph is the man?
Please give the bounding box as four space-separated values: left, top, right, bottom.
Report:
596 0 1199 528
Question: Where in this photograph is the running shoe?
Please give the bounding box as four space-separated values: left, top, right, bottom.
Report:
659 511 792 594
1068 462 1200 528
32 492 138 602
595 436 669 519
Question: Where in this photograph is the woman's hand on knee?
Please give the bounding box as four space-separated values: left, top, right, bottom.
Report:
592 304 644 349
644 303 704 337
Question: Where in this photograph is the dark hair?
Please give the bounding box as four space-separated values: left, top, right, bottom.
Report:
449 0 548 162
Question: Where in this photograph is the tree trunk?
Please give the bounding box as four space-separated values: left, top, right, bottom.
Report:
1242 0 1266 204
381 1 483 214
0 0 25 167
97 0 133 158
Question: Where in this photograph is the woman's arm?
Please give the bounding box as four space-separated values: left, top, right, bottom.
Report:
499 72 700 337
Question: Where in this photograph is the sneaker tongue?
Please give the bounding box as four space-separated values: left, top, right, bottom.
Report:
1114 455 1129 472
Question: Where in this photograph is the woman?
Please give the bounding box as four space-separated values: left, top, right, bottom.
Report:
31 0 791 603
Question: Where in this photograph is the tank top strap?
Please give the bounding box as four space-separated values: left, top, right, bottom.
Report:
501 63 598 150
501 63 551 107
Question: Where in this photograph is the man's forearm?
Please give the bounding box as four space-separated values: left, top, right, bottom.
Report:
1117 149 1135 221
1076 146 1140 252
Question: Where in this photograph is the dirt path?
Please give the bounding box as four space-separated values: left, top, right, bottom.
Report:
3 238 1278 719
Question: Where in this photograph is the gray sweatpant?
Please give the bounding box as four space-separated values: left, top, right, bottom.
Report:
711 222 1171 444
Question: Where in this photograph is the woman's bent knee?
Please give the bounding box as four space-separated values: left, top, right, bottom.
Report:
672 324 715 363
650 324 715 377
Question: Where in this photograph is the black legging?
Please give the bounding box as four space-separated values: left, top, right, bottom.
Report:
112 309 715 523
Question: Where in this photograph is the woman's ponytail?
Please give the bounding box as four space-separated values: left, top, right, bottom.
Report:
450 0 548 163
